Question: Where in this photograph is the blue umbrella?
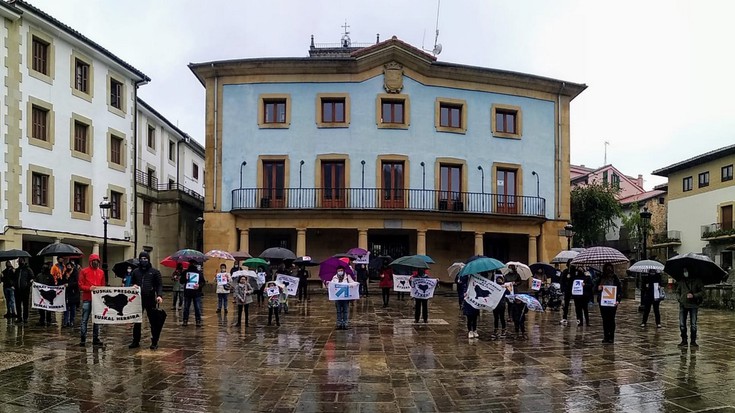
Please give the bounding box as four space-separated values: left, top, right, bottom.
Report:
415 254 435 264
458 257 505 278
390 255 430 269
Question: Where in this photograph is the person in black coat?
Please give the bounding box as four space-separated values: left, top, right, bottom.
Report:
180 259 206 327
572 268 593 326
129 251 164 349
35 262 54 326
2 261 16 319
15 258 34 323
641 269 663 328
61 262 80 327
559 260 575 324
595 263 623 344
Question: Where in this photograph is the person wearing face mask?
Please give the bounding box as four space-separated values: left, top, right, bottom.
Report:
14 257 35 324
180 259 206 327
62 261 80 328
594 263 622 344
675 266 704 347
331 265 355 330
129 251 164 350
79 254 105 347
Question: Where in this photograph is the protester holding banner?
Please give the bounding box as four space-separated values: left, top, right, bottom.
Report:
79 254 105 347
296 264 310 301
331 265 355 330
265 281 282 326
129 251 164 350
215 264 232 315
595 263 622 344
180 259 206 327
2 261 16 320
572 268 592 327
463 295 480 339
505 264 531 339
559 260 575 325
410 269 431 324
233 275 253 327
256 266 268 306
491 275 510 339
641 269 663 329
61 261 80 328
35 262 55 326
379 265 393 308
14 258 34 324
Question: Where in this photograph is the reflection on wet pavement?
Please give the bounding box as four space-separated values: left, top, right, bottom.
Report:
1 287 734 412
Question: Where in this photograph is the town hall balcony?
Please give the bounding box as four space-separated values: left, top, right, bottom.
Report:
231 187 546 218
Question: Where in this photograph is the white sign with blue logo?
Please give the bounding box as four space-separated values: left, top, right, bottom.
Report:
328 282 360 301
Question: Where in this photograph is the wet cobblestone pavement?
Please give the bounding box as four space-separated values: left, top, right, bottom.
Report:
1 287 734 412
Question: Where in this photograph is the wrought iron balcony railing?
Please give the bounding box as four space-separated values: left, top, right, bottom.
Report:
135 170 204 202
701 221 735 240
231 187 546 217
652 230 681 244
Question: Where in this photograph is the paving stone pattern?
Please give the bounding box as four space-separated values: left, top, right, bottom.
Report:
1 287 734 412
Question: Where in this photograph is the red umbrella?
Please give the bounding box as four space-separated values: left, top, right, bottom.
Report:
160 256 179 269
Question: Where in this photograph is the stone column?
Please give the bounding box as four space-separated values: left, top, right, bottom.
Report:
474 232 484 256
358 229 368 251
239 229 249 255
296 228 307 257
528 235 538 264
417 230 426 255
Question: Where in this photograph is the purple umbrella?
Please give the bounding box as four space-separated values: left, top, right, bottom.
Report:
318 257 354 283
347 248 369 256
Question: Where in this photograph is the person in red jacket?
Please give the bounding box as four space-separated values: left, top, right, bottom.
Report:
379 265 393 308
79 254 105 347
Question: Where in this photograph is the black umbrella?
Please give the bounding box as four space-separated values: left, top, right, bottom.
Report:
530 262 556 279
112 259 139 279
260 247 296 260
37 243 83 257
294 256 320 266
369 255 393 272
664 253 728 285
0 249 31 260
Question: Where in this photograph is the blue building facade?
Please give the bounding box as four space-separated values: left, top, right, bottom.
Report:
191 38 586 272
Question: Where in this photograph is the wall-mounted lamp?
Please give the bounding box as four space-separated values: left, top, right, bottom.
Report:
420 161 426 190
361 160 366 188
531 171 539 197
299 160 305 188
477 165 484 194
239 161 247 189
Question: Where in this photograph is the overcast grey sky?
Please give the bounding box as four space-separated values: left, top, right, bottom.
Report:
28 0 735 189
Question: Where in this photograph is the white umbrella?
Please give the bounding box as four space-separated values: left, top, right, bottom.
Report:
628 260 664 274
447 262 465 281
570 246 628 266
551 250 580 264
502 261 533 280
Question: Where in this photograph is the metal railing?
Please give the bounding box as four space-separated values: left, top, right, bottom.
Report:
652 230 681 244
231 187 545 217
702 221 735 239
135 170 204 202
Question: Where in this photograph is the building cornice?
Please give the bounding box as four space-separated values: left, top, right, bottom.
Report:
652 143 735 177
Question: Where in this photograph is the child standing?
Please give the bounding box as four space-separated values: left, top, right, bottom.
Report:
463 297 480 339
492 275 509 339
233 276 253 327
215 264 232 314
265 281 282 326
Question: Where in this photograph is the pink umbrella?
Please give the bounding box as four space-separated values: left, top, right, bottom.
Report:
318 257 354 283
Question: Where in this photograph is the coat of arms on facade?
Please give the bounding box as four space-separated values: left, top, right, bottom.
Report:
383 62 404 93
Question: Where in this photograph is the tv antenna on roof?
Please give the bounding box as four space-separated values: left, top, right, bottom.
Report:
422 0 442 56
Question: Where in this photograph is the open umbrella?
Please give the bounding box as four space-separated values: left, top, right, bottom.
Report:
447 262 465 282
230 251 252 260
346 248 368 256
37 243 83 257
465 255 488 264
458 257 505 278
664 253 728 285
551 250 579 264
294 256 320 266
390 255 430 269
242 257 269 268
318 257 355 283
368 255 392 272
530 262 556 279
0 249 31 260
513 294 544 312
112 258 139 278
160 256 180 269
503 262 534 280
628 260 665 274
205 249 235 261
415 254 435 264
333 252 357 260
570 247 628 266
260 247 296 260
169 249 208 264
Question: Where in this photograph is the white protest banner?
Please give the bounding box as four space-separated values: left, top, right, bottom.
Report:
653 282 660 300
215 272 230 286
601 285 618 307
465 274 506 310
276 274 300 296
31 282 66 312
266 286 280 297
185 272 200 290
256 272 266 288
354 252 370 265
91 286 142 324
503 282 514 295
410 278 438 299
572 279 584 296
531 278 543 291
393 274 412 292
328 282 360 301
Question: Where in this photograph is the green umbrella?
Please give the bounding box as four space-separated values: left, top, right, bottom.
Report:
242 257 269 268
458 257 505 278
390 255 429 269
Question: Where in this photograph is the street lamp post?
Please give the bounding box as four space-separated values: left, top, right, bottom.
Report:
196 216 205 252
99 197 112 285
564 223 574 250
639 207 652 260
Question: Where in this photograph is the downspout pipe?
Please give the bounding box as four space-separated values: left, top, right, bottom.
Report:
557 82 565 220
212 63 218 210
133 80 146 254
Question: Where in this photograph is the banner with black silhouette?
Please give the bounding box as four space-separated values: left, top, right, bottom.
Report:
464 274 507 311
31 282 66 312
393 274 412 292
91 286 143 324
275 273 299 296
410 278 438 299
